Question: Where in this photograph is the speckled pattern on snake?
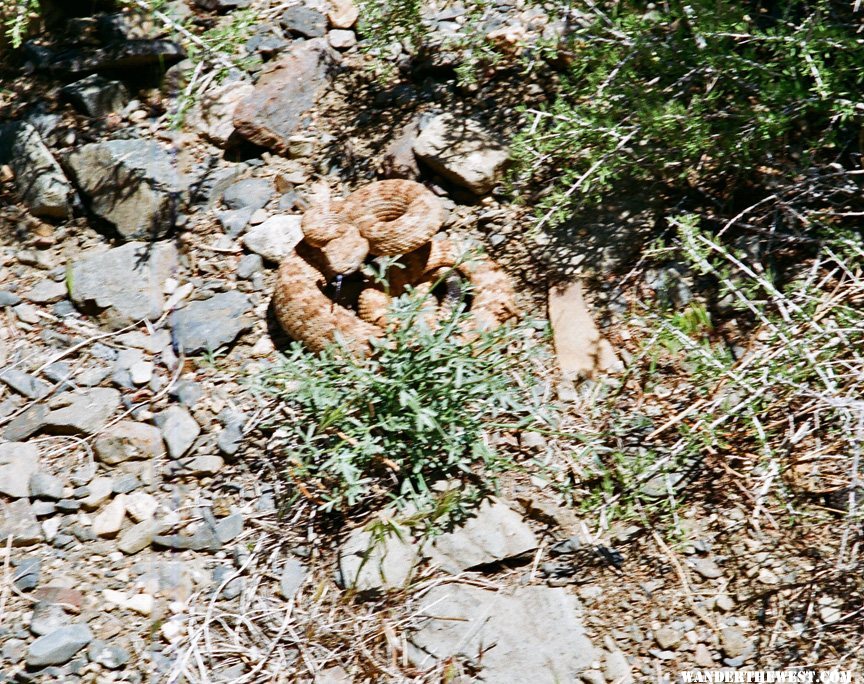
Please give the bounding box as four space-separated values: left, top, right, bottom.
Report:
273 179 518 352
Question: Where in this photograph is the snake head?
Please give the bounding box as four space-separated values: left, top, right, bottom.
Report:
319 229 370 276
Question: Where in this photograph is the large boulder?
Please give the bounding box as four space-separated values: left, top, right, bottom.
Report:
65 139 188 240
0 122 73 218
233 39 337 154
413 113 509 194
68 241 178 328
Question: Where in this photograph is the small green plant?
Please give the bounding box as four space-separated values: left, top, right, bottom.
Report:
2 0 39 48
257 285 555 531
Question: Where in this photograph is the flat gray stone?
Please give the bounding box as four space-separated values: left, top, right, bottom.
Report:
155 405 200 459
0 369 50 399
24 279 67 304
13 557 41 590
0 121 73 218
153 524 221 552
280 6 327 37
425 500 538 573
68 241 178 329
171 291 253 353
241 215 302 262
26 624 92 667
94 420 165 465
409 584 597 682
222 178 274 212
30 601 69 636
87 640 130 669
413 113 509 194
4 404 49 442
29 472 64 501
215 513 243 543
43 388 120 435
0 499 43 546
65 139 188 240
0 442 41 498
116 519 160 555
338 526 420 593
61 74 129 118
279 558 307 599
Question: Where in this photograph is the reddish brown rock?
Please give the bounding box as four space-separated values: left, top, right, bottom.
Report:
33 586 84 613
232 39 337 154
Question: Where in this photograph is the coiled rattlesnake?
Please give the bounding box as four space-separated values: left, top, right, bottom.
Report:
273 180 517 352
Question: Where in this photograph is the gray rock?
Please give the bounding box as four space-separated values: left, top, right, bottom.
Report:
280 6 327 37
43 388 120 435
654 626 682 650
189 80 256 147
241 215 303 262
603 649 634 684
194 0 251 9
720 626 752 659
328 29 356 49
409 585 597 682
0 121 72 218
278 558 307 599
413 113 509 194
30 601 69 636
212 565 244 600
68 241 178 329
65 139 188 241
0 442 41 498
61 74 129 117
94 420 165 465
216 207 254 236
581 671 605 684
155 405 200 459
217 420 244 455
426 500 538 573
215 513 243 543
0 290 21 306
339 526 420 593
222 178 274 212
0 499 43 545
2 638 26 662
380 117 423 179
116 519 160 555
29 472 64 500
690 556 723 579
50 39 185 76
87 640 130 669
3 404 49 442
153 523 222 552
0 369 50 399
181 454 225 475
170 380 203 407
171 291 253 353
233 39 337 154
24 279 67 304
112 474 142 494
236 253 263 279
13 557 41 591
26 624 92 667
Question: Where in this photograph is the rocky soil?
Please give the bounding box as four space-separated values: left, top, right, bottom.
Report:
0 1 862 683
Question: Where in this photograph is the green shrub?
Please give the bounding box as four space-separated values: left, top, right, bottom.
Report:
510 0 864 229
256 287 556 532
